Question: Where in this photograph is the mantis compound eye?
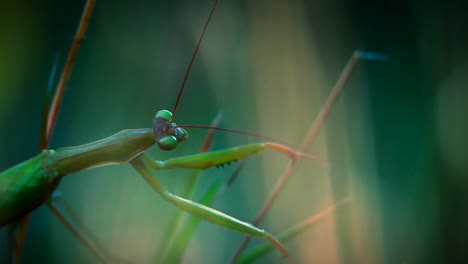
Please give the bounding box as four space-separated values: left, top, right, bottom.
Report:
155 109 173 121
157 136 178 151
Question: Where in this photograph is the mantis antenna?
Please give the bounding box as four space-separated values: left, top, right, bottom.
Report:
171 0 219 119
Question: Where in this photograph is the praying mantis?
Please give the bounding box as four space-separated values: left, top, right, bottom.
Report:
0 0 388 264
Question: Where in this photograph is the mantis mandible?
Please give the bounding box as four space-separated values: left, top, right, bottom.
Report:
0 0 328 262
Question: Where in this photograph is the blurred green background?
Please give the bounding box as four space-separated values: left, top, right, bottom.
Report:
0 0 467 263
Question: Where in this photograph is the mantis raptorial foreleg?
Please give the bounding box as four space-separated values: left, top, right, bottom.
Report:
129 155 290 259
141 142 328 170
129 142 327 260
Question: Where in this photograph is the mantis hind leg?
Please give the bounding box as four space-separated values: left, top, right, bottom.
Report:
130 155 291 261
47 191 130 264
7 216 31 264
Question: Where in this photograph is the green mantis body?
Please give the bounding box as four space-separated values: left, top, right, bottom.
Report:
0 108 323 260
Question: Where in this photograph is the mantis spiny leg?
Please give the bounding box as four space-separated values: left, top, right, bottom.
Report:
129 155 290 260
141 142 328 170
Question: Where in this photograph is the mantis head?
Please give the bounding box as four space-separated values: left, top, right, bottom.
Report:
153 110 188 151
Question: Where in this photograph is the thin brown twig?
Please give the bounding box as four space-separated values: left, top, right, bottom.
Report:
237 197 352 263
46 202 105 263
46 0 96 144
229 52 364 263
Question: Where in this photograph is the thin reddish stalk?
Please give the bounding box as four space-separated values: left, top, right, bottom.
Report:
229 52 364 263
46 0 96 144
